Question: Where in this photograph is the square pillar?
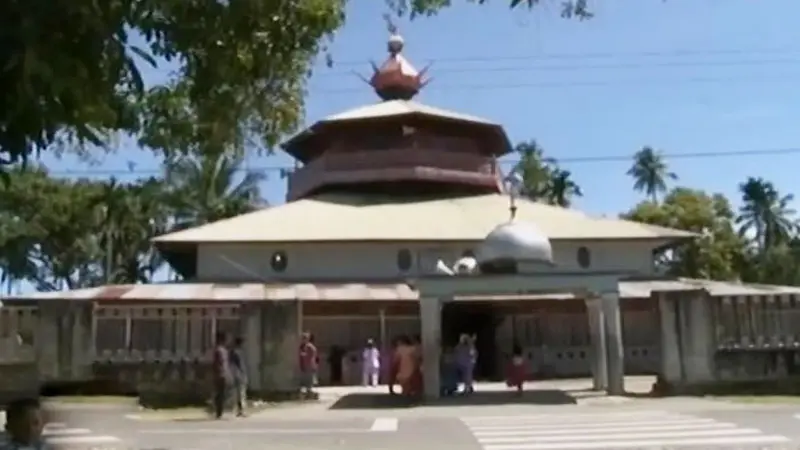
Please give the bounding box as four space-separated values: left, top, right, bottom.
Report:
239 302 263 392
420 297 441 400
601 291 625 395
585 297 607 391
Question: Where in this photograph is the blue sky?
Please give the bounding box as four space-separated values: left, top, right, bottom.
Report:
44 0 800 215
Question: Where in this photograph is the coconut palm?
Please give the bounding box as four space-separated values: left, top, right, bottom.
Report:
511 140 554 201
164 152 266 229
736 177 797 251
546 168 583 207
627 146 677 202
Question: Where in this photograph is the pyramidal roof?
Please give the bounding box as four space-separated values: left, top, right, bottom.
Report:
153 192 696 244
321 99 498 125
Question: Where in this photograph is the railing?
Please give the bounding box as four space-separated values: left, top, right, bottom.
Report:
92 305 241 362
287 147 499 199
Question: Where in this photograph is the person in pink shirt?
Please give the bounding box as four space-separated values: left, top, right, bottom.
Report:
298 332 318 398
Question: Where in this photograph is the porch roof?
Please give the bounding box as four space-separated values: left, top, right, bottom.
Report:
3 278 800 304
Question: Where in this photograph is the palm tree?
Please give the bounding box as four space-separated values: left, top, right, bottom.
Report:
627 146 677 202
546 168 583 207
164 152 266 229
512 140 556 201
736 177 797 251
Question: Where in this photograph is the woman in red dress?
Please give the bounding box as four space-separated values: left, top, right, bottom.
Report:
506 342 526 394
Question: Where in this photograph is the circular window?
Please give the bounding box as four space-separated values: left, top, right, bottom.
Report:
397 249 412 272
577 246 591 268
271 251 288 272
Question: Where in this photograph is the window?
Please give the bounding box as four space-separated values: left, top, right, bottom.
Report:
271 251 288 272
577 246 591 268
397 249 413 272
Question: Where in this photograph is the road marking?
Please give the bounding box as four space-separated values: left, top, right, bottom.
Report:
44 435 122 444
140 428 379 435
370 418 399 432
43 428 92 436
463 410 790 450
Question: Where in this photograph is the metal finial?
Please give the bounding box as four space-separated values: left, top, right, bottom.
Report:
503 172 522 221
383 13 398 35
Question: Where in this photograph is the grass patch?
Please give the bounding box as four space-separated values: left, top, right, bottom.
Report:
43 395 136 405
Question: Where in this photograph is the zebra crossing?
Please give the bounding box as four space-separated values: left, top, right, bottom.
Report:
40 422 123 448
460 410 791 449
0 413 123 449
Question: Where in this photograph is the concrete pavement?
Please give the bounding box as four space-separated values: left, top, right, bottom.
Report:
9 378 800 449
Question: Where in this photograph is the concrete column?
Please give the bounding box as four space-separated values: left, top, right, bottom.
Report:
420 297 441 400
657 292 683 384
260 300 300 394
601 291 625 395
239 302 263 391
682 291 716 383
585 297 607 390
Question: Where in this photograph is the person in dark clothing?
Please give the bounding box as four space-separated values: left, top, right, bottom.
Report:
212 331 231 419
1 398 44 450
229 336 247 417
328 345 345 385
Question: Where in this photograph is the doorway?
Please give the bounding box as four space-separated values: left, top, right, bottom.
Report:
441 301 499 380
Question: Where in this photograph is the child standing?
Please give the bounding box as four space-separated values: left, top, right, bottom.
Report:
506 342 526 395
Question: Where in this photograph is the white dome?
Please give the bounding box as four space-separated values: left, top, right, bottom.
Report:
476 220 553 266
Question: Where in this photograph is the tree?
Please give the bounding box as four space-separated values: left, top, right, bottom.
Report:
546 168 583 207
627 146 677 202
97 177 171 284
0 0 346 170
511 140 583 207
736 177 797 251
622 187 746 280
164 153 266 229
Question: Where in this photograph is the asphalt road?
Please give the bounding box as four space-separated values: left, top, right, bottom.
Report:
33 401 800 450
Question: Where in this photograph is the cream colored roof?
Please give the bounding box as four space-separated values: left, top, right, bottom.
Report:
321 100 498 125
153 193 695 243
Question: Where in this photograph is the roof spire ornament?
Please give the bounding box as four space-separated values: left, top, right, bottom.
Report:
368 16 431 101
504 172 523 220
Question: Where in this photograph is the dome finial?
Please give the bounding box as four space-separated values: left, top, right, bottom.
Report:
368 17 430 101
383 14 404 55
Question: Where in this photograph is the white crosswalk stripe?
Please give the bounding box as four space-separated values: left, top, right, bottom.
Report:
39 423 123 448
461 410 791 449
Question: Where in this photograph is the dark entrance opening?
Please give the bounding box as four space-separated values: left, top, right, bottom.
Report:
441 301 500 380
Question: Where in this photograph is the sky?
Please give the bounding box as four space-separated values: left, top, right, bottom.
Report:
16 0 800 291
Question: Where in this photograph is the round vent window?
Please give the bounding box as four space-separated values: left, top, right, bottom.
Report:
271 251 288 272
397 249 412 272
577 246 591 268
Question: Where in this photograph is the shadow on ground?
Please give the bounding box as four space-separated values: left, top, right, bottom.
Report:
329 389 577 409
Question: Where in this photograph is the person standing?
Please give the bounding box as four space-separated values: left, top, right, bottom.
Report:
298 332 318 398
456 334 477 394
229 336 248 417
1 398 45 450
361 339 381 386
211 331 232 419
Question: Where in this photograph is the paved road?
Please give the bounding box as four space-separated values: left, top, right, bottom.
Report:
24 401 800 449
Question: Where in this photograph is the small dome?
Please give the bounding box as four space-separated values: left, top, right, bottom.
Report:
476 220 553 267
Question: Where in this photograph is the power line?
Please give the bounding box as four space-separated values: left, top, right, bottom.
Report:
326 47 800 67
46 147 800 177
316 57 800 78
311 74 800 93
